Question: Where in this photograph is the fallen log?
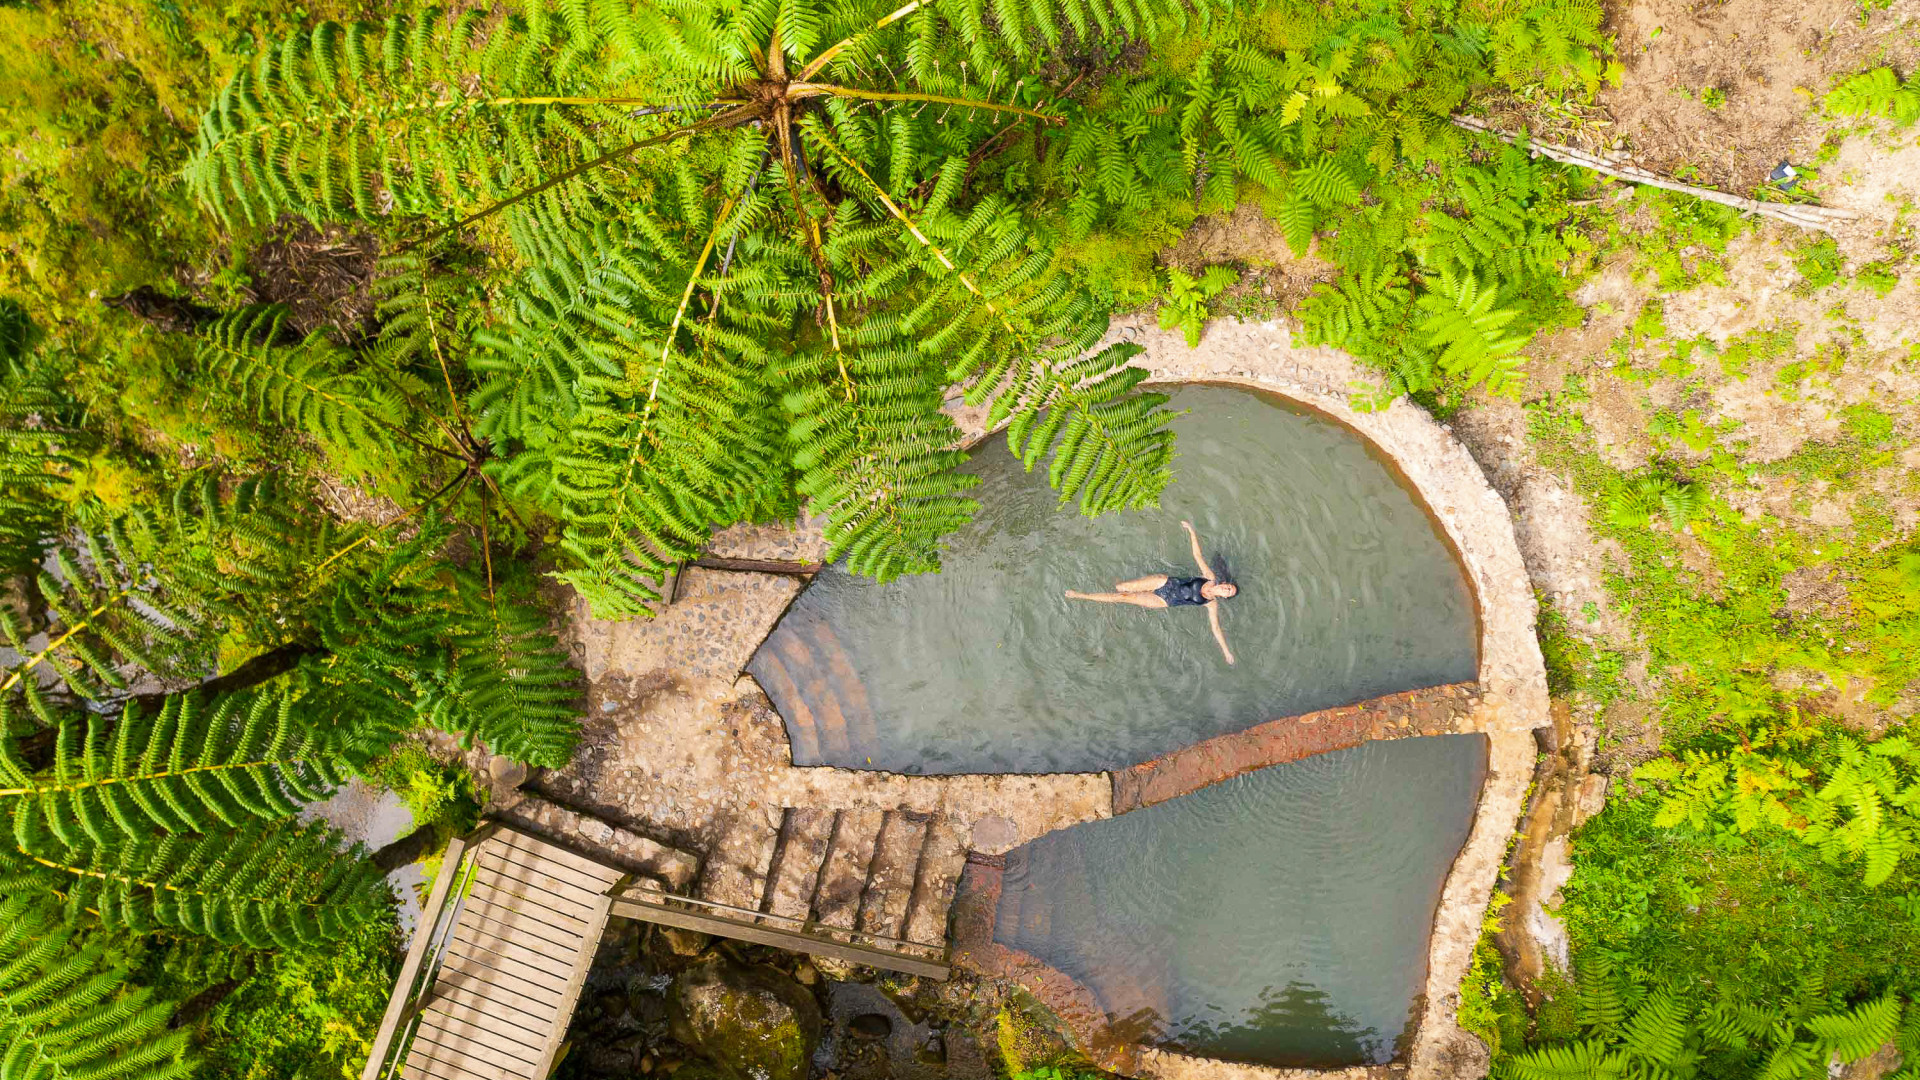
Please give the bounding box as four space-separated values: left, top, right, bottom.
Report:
1450 115 1861 234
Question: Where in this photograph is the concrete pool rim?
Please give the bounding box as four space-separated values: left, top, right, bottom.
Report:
733 316 1549 1080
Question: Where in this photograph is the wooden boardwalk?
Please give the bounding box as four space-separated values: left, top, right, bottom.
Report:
364 811 958 1079
363 823 622 1080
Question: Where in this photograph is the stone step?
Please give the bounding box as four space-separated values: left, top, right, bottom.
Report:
697 808 783 913
858 811 930 941
902 817 970 947
747 630 821 766
763 808 836 921
813 809 886 930
769 624 853 762
809 621 879 755
491 792 698 891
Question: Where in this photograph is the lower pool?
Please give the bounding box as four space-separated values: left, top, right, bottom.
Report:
993 735 1488 1068
749 384 1478 774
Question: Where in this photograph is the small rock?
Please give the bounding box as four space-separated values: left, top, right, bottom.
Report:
579 817 615 845
487 755 528 789
969 815 1019 851
595 990 629 1021
641 1055 656 1074
792 962 818 986
915 1034 947 1066
660 926 712 956
809 955 861 981
669 956 821 1080
847 1014 893 1041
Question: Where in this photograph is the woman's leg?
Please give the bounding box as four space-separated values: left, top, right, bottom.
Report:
1116 574 1170 593
1064 590 1168 608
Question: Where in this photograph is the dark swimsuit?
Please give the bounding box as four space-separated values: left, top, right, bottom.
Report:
1155 576 1212 607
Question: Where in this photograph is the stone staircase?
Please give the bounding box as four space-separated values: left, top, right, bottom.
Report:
746 610 877 768
694 805 972 960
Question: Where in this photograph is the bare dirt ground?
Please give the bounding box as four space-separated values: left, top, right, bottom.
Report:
1584 0 1918 191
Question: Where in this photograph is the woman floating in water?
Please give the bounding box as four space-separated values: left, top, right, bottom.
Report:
1065 520 1238 664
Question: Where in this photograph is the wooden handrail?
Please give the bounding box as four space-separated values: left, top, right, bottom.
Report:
609 888 952 981
611 882 948 960
360 833 473 1080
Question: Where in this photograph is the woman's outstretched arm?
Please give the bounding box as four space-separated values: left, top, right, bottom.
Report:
1181 520 1212 579
1208 603 1236 664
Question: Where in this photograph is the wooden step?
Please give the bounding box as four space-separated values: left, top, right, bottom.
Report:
491 793 697 890
748 633 822 766
813 809 885 930
769 624 854 762
697 810 782 914
858 811 930 941
902 818 970 947
763 808 836 921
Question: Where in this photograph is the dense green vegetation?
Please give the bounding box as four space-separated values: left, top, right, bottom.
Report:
1487 133 1920 1069
3 0 1915 1073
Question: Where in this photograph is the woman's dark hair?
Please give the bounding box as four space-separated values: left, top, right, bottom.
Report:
1209 553 1235 591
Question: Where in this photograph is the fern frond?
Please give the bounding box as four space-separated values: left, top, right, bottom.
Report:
5 816 391 949
1807 994 1902 1063
0 688 372 847
0 895 196 1080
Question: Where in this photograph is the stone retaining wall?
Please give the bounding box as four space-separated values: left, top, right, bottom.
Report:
1110 683 1482 814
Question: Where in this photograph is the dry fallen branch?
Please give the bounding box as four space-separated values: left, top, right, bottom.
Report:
1451 115 1861 234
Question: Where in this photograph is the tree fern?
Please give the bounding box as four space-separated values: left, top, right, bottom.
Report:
0 896 196 1080
0 533 203 728
187 0 1194 612
0 688 376 847
5 815 392 949
187 306 406 460
443 564 583 768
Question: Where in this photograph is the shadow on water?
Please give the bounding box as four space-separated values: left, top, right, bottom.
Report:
1173 981 1377 1068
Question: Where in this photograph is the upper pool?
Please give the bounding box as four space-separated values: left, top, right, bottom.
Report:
749 384 1478 775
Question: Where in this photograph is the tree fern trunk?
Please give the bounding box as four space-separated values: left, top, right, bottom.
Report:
18 641 320 768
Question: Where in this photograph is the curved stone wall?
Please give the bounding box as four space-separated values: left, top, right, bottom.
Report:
939 316 1548 1080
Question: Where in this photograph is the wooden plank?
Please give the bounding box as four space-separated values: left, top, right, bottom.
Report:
532 893 613 1076
477 843 608 904
478 841 617 899
609 894 951 981
472 853 605 919
442 924 571 990
362 835 470 1080
412 1019 540 1079
412 976 554 1041
454 895 583 954
468 880 592 934
428 953 560 1022
692 555 822 575
421 996 548 1057
489 829 624 887
438 943 572 1003
401 1045 506 1080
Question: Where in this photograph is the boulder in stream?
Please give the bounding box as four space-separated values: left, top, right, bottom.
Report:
668 956 822 1080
